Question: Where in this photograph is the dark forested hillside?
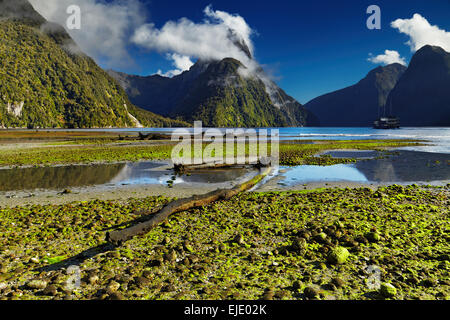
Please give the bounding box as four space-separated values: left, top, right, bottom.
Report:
109 58 315 128
0 0 186 128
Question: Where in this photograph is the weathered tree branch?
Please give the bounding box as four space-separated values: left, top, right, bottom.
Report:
106 166 271 245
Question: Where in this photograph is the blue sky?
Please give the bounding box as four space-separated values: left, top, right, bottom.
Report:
102 0 450 104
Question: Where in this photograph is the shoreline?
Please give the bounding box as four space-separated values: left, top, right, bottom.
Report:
1 178 448 208
0 147 448 207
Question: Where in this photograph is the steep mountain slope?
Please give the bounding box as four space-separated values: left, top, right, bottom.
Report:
304 63 407 126
0 0 185 128
109 58 316 128
386 45 450 126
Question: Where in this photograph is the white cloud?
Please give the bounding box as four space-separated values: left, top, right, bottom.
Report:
28 0 147 67
368 50 407 66
157 54 194 77
132 5 256 72
391 13 450 52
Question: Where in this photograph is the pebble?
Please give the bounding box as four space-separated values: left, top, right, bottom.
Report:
134 276 150 288
164 250 177 263
292 280 302 290
29 257 40 264
88 275 99 285
365 232 381 242
332 277 345 288
380 283 397 298
43 285 57 296
106 281 120 293
304 286 320 299
109 292 125 300
27 279 48 290
262 287 275 300
233 234 245 245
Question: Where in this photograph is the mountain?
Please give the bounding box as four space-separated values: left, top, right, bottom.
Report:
304 63 407 126
109 58 316 128
386 45 450 126
0 0 186 128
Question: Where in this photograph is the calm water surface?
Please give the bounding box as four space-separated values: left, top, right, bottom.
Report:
1 128 449 192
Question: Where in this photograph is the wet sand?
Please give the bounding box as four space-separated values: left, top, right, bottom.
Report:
1 173 448 208
0 183 232 207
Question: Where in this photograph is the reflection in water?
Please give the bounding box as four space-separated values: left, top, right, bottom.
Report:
281 165 368 184
109 162 252 186
0 164 125 191
0 161 254 192
355 151 450 182
279 151 450 185
0 151 448 192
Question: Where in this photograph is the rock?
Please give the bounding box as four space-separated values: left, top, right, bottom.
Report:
437 254 450 261
88 275 99 285
0 282 7 291
292 280 302 290
164 250 177 263
421 278 437 288
304 286 320 299
274 290 288 299
109 292 125 300
365 232 381 242
183 241 194 253
149 258 163 267
292 237 307 251
262 287 275 300
27 279 48 290
314 232 328 243
332 277 345 288
355 235 369 245
134 276 150 288
106 281 120 293
233 234 245 245
42 285 57 296
142 270 153 279
162 284 176 292
29 257 40 264
327 247 350 265
380 283 397 298
107 251 120 258
182 257 191 266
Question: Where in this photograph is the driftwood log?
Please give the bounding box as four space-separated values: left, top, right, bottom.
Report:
106 166 271 245
173 157 272 174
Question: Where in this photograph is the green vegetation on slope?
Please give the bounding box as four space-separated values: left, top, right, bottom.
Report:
111 58 314 128
0 20 186 128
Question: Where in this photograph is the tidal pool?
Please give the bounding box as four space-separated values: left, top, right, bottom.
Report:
0 161 256 192
278 150 450 185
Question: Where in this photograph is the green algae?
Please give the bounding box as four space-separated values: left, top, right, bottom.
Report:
0 184 448 300
0 139 424 167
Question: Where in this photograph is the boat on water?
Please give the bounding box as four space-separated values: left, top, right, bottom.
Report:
373 101 400 129
373 117 400 129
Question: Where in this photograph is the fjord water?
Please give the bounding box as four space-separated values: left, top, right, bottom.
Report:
0 127 449 192
110 126 450 153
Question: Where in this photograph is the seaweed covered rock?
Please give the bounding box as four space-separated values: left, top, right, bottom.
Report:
380 283 397 298
327 246 350 265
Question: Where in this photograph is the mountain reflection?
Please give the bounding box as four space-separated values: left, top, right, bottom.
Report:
0 163 125 191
